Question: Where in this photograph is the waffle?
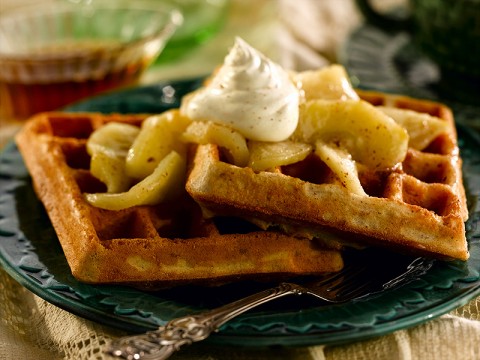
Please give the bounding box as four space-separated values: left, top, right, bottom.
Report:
15 112 343 289
186 90 469 261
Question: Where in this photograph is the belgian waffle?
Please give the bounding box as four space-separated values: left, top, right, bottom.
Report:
186 90 469 261
15 112 343 288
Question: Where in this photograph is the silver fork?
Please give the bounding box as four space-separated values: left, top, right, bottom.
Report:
106 255 432 360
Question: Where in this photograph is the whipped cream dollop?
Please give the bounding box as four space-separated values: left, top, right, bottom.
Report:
181 37 300 142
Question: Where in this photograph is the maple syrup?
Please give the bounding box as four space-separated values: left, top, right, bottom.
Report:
0 40 152 120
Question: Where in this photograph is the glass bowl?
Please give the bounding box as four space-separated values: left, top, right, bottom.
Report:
156 0 230 63
0 0 183 120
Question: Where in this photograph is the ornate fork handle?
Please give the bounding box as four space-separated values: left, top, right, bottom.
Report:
107 283 303 360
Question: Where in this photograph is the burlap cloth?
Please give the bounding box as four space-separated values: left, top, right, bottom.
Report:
1 1 479 359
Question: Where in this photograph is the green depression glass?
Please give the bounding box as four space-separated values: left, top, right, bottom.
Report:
154 0 230 63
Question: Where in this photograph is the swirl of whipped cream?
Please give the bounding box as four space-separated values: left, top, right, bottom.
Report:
181 37 299 142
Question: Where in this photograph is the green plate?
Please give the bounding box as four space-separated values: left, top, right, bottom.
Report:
1 78 479 348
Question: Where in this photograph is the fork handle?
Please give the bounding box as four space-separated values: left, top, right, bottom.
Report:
107 283 302 360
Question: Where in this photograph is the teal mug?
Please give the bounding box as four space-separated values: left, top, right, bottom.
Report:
356 0 480 78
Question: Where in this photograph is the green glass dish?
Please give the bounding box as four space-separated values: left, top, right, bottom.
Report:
0 78 479 348
154 0 229 63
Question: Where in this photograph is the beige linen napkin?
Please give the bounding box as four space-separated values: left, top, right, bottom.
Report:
276 0 406 70
277 0 361 70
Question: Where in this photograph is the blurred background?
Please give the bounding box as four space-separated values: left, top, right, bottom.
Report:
2 0 479 145
0 0 402 87
0 0 403 142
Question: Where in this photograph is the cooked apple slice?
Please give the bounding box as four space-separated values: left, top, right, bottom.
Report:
86 122 140 158
377 106 449 150
85 151 186 210
293 99 409 170
86 122 139 192
181 121 249 167
248 140 312 171
294 65 359 101
315 140 366 196
126 110 190 180
90 152 131 193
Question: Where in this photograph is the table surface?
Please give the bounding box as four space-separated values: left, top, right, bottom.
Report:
1 1 479 359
